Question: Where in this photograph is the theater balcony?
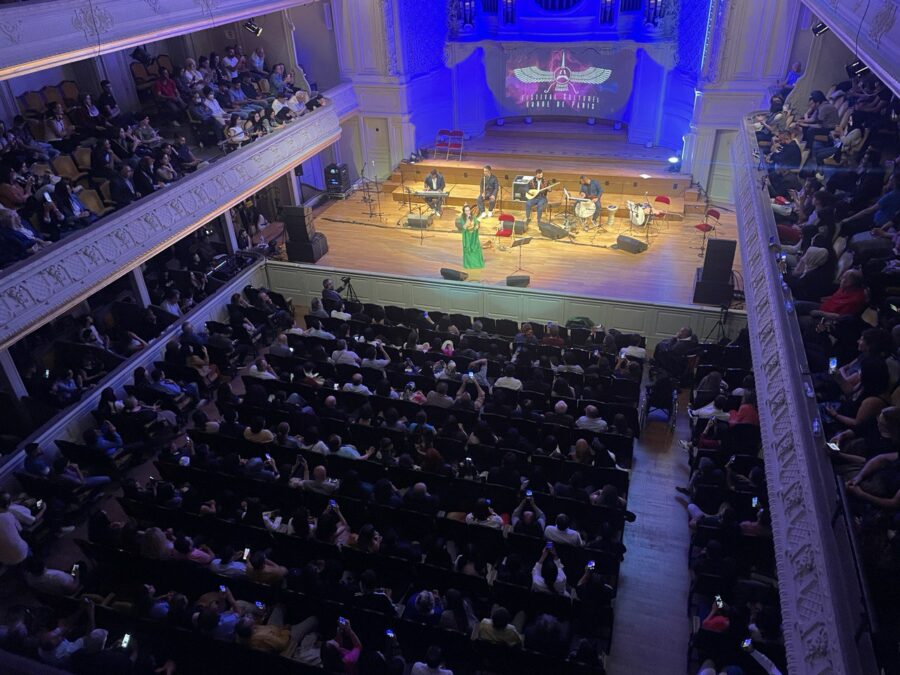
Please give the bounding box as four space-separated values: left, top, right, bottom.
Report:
0 95 355 350
0 0 320 80
732 114 878 675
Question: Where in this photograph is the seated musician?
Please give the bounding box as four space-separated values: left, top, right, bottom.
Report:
477 165 499 218
579 174 602 226
423 168 445 216
525 169 552 226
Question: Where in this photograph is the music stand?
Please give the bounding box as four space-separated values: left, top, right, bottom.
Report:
511 236 533 274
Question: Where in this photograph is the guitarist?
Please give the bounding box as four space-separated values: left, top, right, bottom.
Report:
579 174 603 226
423 168 446 216
525 168 553 226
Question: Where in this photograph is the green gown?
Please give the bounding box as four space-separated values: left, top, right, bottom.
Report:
461 219 484 270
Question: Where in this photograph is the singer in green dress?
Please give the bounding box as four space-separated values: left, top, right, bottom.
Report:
458 204 484 270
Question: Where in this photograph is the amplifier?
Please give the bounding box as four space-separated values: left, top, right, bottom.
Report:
324 163 351 194
512 175 533 201
282 205 315 242
286 232 329 263
407 213 433 229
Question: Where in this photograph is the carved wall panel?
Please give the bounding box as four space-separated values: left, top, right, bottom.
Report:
0 0 318 81
0 107 342 349
732 116 874 674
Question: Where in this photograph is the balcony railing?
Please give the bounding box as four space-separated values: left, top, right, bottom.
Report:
0 0 317 80
0 101 344 350
732 115 878 675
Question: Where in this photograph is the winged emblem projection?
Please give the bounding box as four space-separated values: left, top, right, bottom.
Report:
513 50 612 95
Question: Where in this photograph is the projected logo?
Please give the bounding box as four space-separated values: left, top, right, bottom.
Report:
509 50 612 112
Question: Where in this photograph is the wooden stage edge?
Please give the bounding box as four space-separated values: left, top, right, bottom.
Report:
300 189 742 309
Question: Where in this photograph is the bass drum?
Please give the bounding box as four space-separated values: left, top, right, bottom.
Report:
575 200 597 220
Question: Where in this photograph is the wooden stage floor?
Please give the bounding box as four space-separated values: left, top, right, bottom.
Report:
308 190 740 307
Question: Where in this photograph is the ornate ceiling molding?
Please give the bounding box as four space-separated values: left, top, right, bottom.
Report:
0 0 318 82
732 116 877 675
0 106 342 350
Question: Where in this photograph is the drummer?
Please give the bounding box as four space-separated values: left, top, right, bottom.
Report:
579 175 603 227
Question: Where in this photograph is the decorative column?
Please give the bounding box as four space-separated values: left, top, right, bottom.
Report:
220 210 239 255
129 267 152 307
0 349 27 398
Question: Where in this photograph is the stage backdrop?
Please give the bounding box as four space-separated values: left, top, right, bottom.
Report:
504 46 635 118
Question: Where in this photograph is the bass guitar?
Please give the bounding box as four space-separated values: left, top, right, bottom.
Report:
525 179 558 201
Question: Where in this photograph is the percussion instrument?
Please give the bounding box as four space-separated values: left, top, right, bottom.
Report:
626 200 651 227
606 204 618 228
575 199 597 219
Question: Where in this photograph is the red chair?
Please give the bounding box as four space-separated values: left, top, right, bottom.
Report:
693 208 720 257
652 195 671 229
496 213 514 250
433 129 451 159
448 130 464 160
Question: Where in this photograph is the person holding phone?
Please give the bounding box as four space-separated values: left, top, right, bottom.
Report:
511 494 546 537
322 617 363 672
532 544 569 596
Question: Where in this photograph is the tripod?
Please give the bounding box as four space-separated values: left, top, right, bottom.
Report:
703 304 730 344
343 279 360 305
359 161 384 222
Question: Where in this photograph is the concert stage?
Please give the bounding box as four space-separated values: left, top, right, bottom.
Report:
304 119 738 307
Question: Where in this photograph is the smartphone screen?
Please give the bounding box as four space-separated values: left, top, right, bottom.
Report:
751 496 759 508
242 547 250 560
121 633 131 649
70 563 79 577
36 499 43 509
828 357 838 374
715 595 723 608
827 441 840 452
219 585 226 593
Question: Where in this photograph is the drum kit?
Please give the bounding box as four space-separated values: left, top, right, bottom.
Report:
550 188 655 244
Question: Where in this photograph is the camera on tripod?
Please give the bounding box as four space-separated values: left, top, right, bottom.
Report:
341 276 351 284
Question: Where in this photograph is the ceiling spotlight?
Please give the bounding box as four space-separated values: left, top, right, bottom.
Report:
667 156 680 164
812 21 829 36
846 59 870 78
667 156 682 173
639 173 651 180
243 18 262 37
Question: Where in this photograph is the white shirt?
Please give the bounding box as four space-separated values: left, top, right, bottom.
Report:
0 511 29 565
26 568 78 595
531 561 569 596
222 56 239 79
575 415 608 432
247 364 278 380
343 382 372 396
621 345 647 359
331 349 360 366
411 664 454 675
494 376 522 391
544 524 583 547
361 358 390 370
161 300 181 316
205 96 227 118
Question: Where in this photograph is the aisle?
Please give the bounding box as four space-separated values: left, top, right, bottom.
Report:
606 392 693 674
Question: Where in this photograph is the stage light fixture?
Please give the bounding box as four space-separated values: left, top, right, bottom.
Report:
243 18 263 37
812 21 829 36
667 156 679 164
845 59 869 78
666 156 681 173
639 173 651 180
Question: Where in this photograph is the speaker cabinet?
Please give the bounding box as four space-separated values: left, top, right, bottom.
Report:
282 205 315 242
700 239 737 283
615 234 648 254
514 219 528 234
512 176 531 201
506 274 530 287
692 267 734 306
324 163 351 194
407 213 433 229
440 268 468 281
539 222 569 240
286 232 329 263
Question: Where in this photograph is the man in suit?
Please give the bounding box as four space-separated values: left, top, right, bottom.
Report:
423 168 445 216
476 165 500 218
579 174 603 227
133 156 161 197
110 165 140 207
525 168 551 225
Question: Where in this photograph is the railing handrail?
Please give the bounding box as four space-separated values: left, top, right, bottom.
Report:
732 112 878 675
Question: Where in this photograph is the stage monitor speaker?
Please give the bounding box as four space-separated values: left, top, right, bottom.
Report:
324 163 351 194
512 175 532 201
506 274 530 287
407 213 433 229
701 239 737 283
692 267 735 306
539 221 569 240
440 268 468 281
286 232 329 263
282 205 315 242
616 234 648 254
514 219 528 234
